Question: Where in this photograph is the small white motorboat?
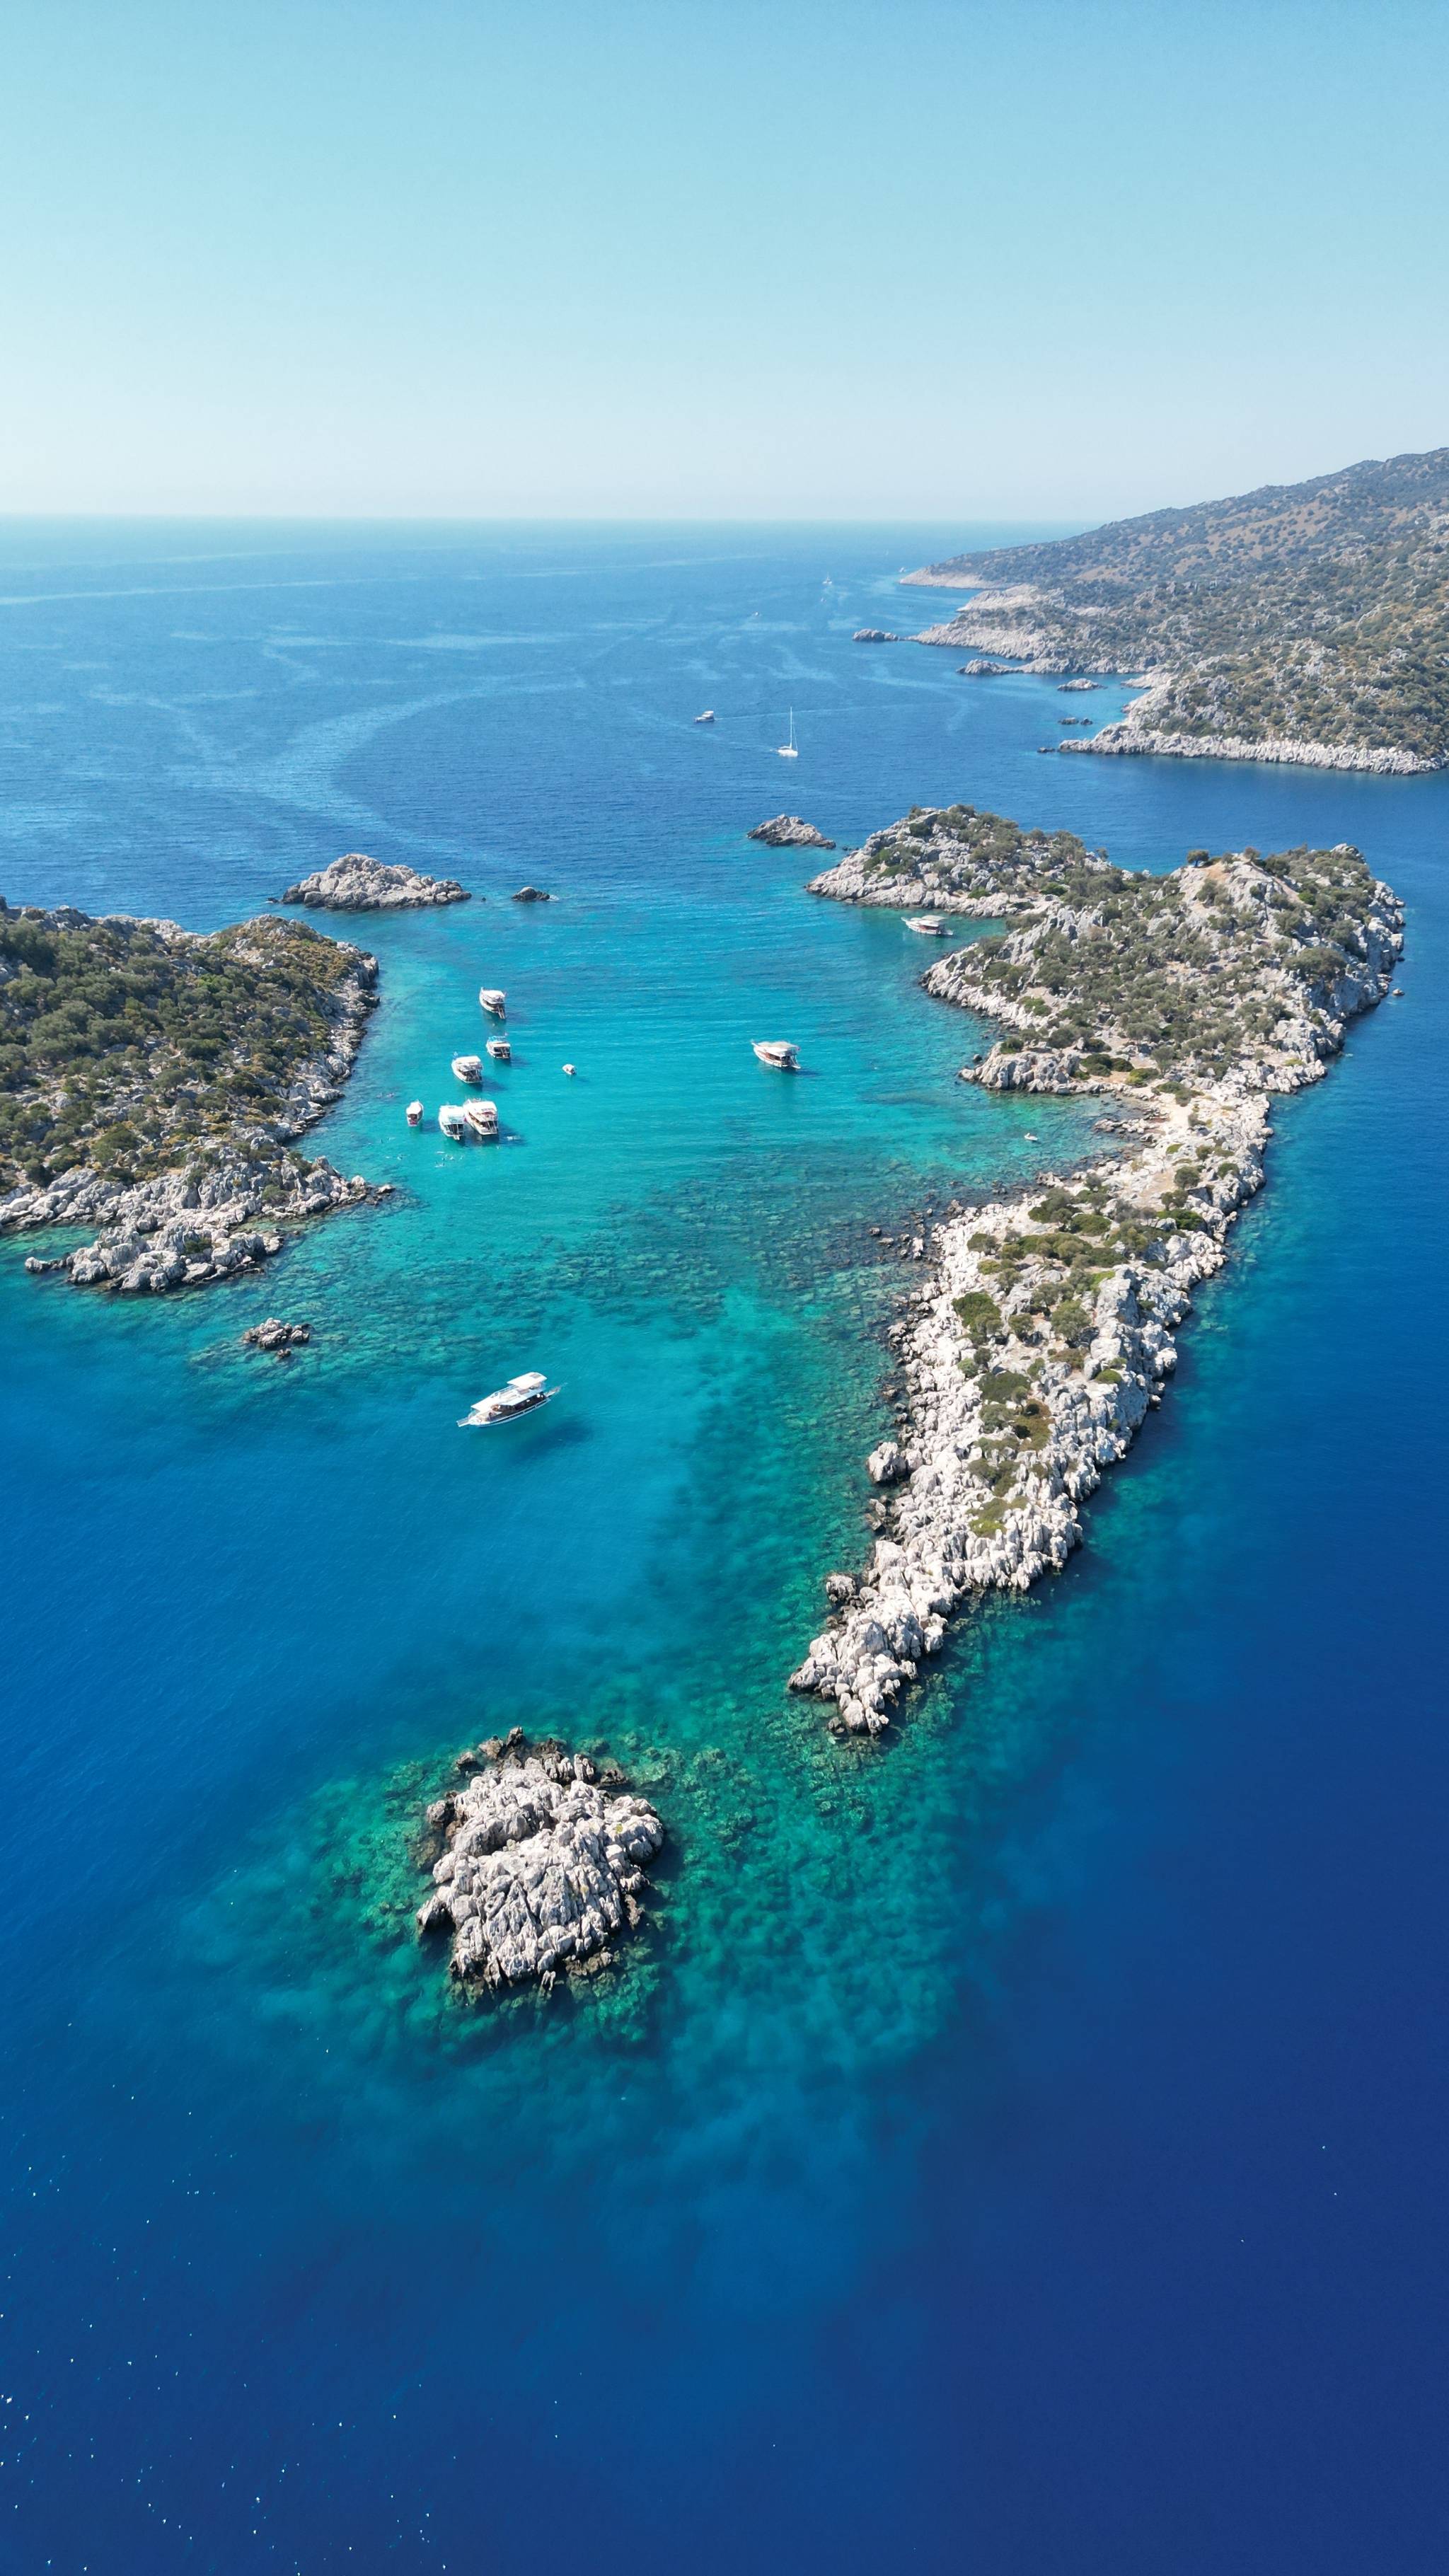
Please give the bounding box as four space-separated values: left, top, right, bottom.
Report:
463 1098 500 1140
478 987 507 1016
905 915 949 937
438 1104 468 1140
562 1062 577 1077
777 707 799 759
753 1041 799 1070
485 1036 511 1063
451 1053 483 1083
694 709 716 724
458 1371 561 1427
406 1099 424 1126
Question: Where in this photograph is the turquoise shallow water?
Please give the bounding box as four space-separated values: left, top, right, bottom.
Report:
3 524 1448 2572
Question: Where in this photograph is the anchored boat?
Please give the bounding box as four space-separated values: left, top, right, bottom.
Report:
406 1099 424 1126
478 987 507 1016
904 915 950 937
485 1036 511 1063
451 1053 483 1083
753 1040 799 1070
777 707 799 759
463 1099 500 1140
438 1104 468 1140
458 1371 560 1427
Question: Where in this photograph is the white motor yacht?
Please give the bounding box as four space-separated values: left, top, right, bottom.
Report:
406 1099 424 1126
694 709 716 724
905 916 950 937
463 1098 500 1140
485 1037 511 1063
451 1053 483 1083
458 1371 560 1427
752 1041 799 1070
438 1104 468 1140
478 987 507 1016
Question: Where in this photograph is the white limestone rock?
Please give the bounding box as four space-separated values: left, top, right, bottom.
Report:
279 854 471 909
417 1751 664 1990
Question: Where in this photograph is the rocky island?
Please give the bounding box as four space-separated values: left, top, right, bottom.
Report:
904 446 1449 771
791 804 1402 1735
749 816 836 849
279 853 471 909
416 1733 664 1992
0 900 379 1294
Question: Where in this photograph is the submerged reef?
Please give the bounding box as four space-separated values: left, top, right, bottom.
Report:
416 1734 664 1992
792 804 1403 1734
0 900 380 1294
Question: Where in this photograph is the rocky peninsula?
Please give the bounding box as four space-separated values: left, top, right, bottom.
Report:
416 1734 664 1992
0 901 379 1295
904 446 1449 772
280 854 471 909
790 804 1403 1735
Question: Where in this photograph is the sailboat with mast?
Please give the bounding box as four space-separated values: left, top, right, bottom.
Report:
777 707 799 759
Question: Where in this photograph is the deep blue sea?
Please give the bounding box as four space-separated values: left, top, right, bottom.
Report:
2 522 1447 2575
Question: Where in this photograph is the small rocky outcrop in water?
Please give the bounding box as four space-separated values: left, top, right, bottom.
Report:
853 629 899 643
242 1317 311 1355
279 855 470 910
416 1736 664 1991
748 816 836 849
512 885 551 901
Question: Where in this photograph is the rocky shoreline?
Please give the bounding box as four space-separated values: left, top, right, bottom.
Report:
789 806 1404 1735
416 1733 664 1992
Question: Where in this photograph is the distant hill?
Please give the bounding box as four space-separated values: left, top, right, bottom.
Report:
905 449 1449 770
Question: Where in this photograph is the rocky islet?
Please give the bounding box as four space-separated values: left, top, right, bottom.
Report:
279 854 471 909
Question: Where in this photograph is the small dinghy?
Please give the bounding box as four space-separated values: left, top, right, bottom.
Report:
562 1062 577 1078
458 1371 561 1427
478 987 507 1016
905 915 949 937
438 1104 468 1140
752 1041 799 1070
485 1036 511 1063
406 1099 424 1126
451 1053 483 1083
463 1098 500 1140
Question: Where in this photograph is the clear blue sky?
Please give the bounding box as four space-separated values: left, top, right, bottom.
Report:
3 0 1446 520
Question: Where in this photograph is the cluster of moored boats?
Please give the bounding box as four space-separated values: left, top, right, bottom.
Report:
405 984 522 1142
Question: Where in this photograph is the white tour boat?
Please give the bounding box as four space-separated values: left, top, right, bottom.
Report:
438 1104 468 1140
451 1053 483 1083
478 987 507 1016
485 1036 511 1062
463 1099 500 1140
777 707 799 758
904 915 950 937
406 1099 424 1126
752 1040 799 1070
458 1371 561 1428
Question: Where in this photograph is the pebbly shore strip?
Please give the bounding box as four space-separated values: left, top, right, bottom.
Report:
788 804 1404 1735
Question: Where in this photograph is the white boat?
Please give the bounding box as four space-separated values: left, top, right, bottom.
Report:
562 1062 577 1077
485 1037 511 1063
458 1371 561 1427
406 1099 424 1126
438 1104 468 1140
694 709 716 724
777 707 799 759
478 987 507 1016
463 1098 500 1140
451 1053 483 1083
753 1040 799 1070
905 915 949 937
